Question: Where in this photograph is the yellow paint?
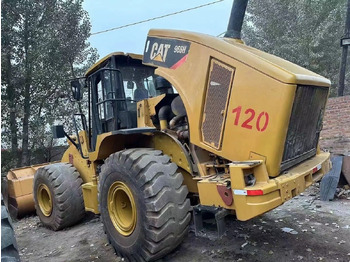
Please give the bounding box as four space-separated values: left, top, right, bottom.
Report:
229 152 330 221
180 169 198 193
108 181 137 236
37 184 52 217
160 120 168 130
6 162 54 217
78 130 89 157
61 145 95 183
82 182 99 214
198 178 234 209
137 94 166 129
136 100 154 128
144 29 330 177
147 95 166 115
148 132 192 174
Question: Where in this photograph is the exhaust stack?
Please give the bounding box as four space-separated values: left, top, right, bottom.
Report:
224 0 249 40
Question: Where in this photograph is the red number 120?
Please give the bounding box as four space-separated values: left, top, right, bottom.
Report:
232 106 269 132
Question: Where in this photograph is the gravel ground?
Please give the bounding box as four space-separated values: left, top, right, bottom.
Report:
14 185 350 262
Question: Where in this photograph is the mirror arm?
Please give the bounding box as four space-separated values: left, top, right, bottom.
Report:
63 129 79 150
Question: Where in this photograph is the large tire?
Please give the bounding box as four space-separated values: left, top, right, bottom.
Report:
33 163 85 230
99 148 191 261
1 195 20 262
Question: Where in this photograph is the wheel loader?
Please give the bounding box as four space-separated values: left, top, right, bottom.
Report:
6 0 332 261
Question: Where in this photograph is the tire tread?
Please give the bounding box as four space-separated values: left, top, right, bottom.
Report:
1 195 20 261
34 163 85 231
99 148 191 261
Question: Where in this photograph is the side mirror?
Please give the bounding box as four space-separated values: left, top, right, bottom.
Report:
127 81 134 89
71 79 82 101
52 125 65 139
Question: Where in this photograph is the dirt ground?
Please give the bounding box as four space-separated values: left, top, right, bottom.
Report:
14 185 350 262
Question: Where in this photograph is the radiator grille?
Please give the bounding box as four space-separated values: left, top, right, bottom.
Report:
281 85 328 171
202 60 234 149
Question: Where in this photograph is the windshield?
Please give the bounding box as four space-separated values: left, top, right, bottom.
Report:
115 65 156 102
123 75 157 102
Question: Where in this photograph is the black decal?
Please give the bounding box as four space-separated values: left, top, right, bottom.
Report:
143 36 190 69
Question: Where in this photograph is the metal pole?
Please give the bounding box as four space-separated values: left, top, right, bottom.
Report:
338 0 350 96
224 0 249 39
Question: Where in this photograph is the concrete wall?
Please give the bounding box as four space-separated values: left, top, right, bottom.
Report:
320 95 350 155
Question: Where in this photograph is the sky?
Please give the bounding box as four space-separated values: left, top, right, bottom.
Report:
82 0 234 58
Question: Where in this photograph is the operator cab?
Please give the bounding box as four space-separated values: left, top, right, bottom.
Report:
70 53 179 152
85 53 154 149
88 54 154 131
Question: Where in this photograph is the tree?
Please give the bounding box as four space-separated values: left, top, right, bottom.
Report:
338 0 350 96
242 0 349 96
1 0 98 168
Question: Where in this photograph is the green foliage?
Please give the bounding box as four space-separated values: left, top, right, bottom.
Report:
1 150 19 176
1 0 99 168
242 0 349 97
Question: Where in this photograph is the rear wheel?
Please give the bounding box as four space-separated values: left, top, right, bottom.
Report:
99 148 191 261
33 163 85 230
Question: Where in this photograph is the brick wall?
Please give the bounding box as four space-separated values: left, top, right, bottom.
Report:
320 95 350 155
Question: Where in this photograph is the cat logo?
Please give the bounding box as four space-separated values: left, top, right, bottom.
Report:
149 42 171 62
143 36 190 69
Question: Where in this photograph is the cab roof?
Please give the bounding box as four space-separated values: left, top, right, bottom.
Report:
85 52 143 76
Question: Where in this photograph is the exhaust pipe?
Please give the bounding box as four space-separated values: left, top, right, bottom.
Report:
224 0 249 40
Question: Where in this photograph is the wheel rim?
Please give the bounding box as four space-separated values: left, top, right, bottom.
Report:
37 184 53 216
108 181 137 236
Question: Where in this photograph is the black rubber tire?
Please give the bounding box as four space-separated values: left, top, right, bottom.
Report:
99 148 191 262
1 195 20 262
33 163 85 231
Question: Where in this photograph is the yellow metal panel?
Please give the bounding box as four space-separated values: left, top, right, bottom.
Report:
146 29 330 86
159 120 168 130
136 94 165 128
82 182 99 214
78 130 89 157
182 170 198 193
9 194 35 217
229 152 330 221
197 179 235 209
149 132 192 174
145 30 322 177
147 94 166 116
88 132 124 161
137 100 154 128
6 162 54 217
61 145 96 183
7 177 33 196
6 163 53 197
233 192 282 221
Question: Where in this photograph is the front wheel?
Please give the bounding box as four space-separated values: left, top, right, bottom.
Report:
33 163 85 230
99 148 191 261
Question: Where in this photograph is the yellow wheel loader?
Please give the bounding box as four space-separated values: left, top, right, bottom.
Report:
6 0 332 261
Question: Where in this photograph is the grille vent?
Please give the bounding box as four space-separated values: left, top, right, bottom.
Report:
281 85 328 171
202 59 235 149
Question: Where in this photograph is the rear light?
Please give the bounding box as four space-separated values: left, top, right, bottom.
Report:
312 164 322 174
233 189 264 196
247 189 264 196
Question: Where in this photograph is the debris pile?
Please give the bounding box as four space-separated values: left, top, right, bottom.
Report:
336 185 350 200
